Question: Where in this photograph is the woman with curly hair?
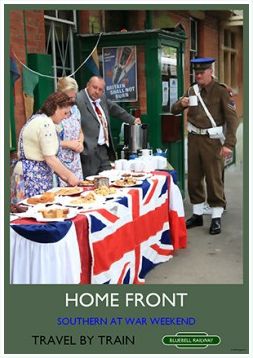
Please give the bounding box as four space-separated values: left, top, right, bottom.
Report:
11 92 80 201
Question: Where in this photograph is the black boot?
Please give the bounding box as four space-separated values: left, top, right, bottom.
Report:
209 218 221 235
186 214 203 229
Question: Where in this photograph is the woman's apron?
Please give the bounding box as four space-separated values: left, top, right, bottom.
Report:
12 116 54 200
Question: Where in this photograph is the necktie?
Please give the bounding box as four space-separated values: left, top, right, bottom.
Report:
92 102 109 146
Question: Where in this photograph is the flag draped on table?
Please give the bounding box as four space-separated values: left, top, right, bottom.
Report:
167 174 187 250
85 174 186 284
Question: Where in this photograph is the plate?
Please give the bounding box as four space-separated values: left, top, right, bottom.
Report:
20 193 57 206
93 186 122 199
60 192 105 208
54 187 83 196
10 215 19 222
79 180 94 187
85 174 117 184
34 206 78 222
113 180 143 188
9 208 37 220
85 175 102 181
124 172 152 180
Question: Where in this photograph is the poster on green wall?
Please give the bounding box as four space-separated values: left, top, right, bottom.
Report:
2 1 251 358
102 46 138 102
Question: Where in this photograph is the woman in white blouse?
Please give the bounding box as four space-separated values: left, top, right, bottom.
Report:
11 92 80 201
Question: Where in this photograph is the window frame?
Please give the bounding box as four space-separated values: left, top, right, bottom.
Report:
44 10 77 89
220 27 239 92
189 17 198 84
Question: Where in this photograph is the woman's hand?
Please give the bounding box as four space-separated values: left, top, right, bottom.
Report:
67 173 80 186
76 142 84 153
44 155 80 186
62 139 83 152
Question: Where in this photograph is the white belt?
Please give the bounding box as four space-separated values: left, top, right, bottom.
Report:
187 122 210 135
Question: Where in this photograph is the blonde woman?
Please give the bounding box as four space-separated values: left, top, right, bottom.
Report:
57 77 84 186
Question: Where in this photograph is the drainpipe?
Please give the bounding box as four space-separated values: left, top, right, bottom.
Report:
51 21 57 89
145 10 152 30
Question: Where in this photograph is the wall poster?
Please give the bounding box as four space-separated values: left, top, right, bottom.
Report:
102 46 138 102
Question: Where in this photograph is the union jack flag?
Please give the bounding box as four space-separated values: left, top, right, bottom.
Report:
84 173 187 284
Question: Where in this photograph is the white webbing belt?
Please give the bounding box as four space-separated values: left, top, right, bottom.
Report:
187 122 210 135
193 84 217 128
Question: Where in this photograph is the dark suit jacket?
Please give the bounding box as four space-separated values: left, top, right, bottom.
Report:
76 89 135 161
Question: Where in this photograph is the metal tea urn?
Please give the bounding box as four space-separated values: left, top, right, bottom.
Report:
123 123 148 155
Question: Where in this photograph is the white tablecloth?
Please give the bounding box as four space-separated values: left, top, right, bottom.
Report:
10 221 81 284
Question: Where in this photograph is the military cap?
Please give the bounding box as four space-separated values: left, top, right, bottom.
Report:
191 57 215 71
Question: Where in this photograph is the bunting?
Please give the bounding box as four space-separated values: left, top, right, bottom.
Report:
10 49 20 83
22 67 39 119
86 48 100 75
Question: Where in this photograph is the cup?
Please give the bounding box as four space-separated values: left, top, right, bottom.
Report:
115 160 123 170
140 149 153 156
122 160 131 171
188 95 198 106
143 159 156 172
133 159 145 172
128 160 136 171
157 156 167 169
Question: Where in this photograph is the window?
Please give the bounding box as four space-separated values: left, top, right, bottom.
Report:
44 11 77 89
221 29 238 89
190 18 198 84
44 10 76 25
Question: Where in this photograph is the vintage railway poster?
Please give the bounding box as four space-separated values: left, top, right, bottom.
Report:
1 1 251 357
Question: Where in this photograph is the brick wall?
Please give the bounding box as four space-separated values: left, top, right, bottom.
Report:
10 10 45 154
79 10 101 33
198 16 219 74
25 10 46 53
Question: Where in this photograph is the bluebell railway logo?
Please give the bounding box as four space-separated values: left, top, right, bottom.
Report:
162 331 221 349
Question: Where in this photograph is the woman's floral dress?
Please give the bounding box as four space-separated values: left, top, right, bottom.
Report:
57 105 83 187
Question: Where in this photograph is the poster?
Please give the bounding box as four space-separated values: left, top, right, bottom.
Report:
162 81 169 106
169 78 178 108
2 2 251 358
102 46 138 102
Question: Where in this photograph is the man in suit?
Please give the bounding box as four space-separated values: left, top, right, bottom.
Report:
76 76 141 178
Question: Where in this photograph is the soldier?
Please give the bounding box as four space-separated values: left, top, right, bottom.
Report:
171 58 239 235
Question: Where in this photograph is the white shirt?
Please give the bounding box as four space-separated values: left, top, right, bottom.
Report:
85 89 107 145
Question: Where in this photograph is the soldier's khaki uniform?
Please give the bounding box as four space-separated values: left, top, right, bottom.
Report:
171 79 239 208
